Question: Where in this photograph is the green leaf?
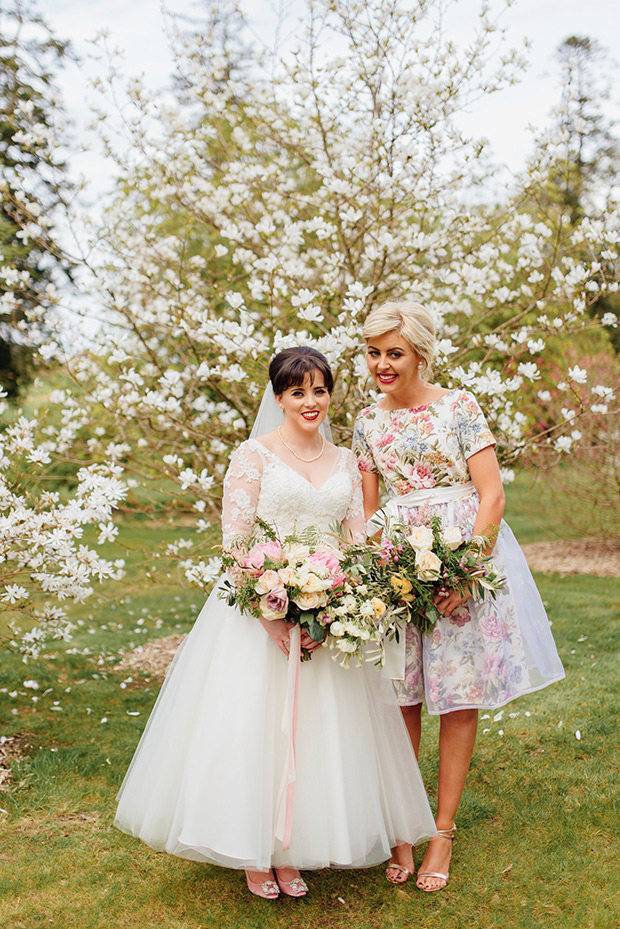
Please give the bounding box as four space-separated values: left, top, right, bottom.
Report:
304 613 325 642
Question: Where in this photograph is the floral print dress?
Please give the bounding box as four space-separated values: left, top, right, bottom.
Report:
353 389 565 715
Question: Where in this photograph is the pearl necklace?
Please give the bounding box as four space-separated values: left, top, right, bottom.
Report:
278 426 325 462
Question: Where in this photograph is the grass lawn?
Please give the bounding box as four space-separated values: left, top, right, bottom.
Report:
1 483 619 929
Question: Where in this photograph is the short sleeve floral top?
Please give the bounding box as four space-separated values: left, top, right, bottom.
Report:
352 388 496 497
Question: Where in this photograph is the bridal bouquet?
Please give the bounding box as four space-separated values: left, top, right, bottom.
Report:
219 519 384 663
342 517 506 635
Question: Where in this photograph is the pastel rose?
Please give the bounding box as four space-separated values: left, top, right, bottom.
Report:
255 569 283 594
245 540 283 571
441 527 463 551
407 525 434 553
309 549 342 574
416 550 442 581
259 587 289 620
293 590 322 610
282 542 311 565
331 568 346 588
278 566 298 586
300 572 331 593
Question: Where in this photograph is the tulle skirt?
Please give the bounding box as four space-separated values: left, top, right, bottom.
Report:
391 493 565 714
115 583 436 870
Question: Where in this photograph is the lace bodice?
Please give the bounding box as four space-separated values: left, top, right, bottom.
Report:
222 439 365 544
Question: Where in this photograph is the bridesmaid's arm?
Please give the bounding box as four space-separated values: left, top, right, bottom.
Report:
360 470 381 523
467 445 506 554
435 446 505 617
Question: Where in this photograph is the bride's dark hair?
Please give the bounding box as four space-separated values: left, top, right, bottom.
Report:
269 346 334 396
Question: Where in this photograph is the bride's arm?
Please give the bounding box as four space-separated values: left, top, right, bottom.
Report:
222 442 294 656
221 442 263 545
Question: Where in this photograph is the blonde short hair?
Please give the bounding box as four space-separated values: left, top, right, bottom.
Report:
363 301 436 373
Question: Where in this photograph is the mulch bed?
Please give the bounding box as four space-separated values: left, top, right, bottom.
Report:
0 735 30 792
113 634 186 680
520 537 620 578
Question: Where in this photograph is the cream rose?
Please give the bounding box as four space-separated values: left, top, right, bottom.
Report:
278 565 298 586
329 620 345 636
255 569 284 595
441 527 463 551
282 542 311 565
407 525 434 553
293 590 322 610
416 550 442 581
299 571 331 593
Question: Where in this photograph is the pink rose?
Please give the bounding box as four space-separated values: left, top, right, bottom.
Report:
308 549 346 588
309 549 341 572
244 540 284 572
260 586 289 621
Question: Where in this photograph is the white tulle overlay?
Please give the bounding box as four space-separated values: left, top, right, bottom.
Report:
115 440 436 869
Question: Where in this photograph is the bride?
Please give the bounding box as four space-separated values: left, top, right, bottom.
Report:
115 346 436 899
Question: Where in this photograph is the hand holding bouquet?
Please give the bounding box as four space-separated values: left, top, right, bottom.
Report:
342 517 505 636
220 518 384 663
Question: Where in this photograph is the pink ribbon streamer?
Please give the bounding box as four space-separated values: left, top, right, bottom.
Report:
274 624 301 850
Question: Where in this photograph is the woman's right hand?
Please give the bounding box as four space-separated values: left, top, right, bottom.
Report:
259 616 295 656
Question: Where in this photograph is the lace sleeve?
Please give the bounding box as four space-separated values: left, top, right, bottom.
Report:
221 441 264 545
341 450 367 543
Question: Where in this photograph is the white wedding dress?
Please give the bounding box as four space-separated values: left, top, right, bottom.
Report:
115 439 436 870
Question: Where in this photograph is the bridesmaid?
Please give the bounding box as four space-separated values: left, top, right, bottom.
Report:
352 301 564 892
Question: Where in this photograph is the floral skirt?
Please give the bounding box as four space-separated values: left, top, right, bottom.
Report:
392 494 565 714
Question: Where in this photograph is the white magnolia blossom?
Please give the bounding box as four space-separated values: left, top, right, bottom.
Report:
4 0 618 598
0 403 127 658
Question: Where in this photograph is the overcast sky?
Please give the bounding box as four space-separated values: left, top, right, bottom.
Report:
40 0 620 195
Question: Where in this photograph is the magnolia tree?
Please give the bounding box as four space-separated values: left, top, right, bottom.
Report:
8 0 620 601
0 389 126 658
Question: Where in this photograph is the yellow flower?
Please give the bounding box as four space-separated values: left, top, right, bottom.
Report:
369 597 387 619
390 575 415 602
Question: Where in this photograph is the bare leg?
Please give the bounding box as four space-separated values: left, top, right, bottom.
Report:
400 703 423 759
246 868 276 883
417 708 478 891
274 867 301 882
386 704 423 882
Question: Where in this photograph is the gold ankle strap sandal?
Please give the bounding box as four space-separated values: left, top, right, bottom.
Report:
416 825 456 893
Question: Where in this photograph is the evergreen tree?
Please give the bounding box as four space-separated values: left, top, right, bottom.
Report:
0 0 71 396
551 35 619 223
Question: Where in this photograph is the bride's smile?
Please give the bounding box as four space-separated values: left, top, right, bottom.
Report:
276 375 330 439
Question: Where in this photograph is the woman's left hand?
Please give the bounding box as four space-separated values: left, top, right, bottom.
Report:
433 586 472 617
300 629 325 653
